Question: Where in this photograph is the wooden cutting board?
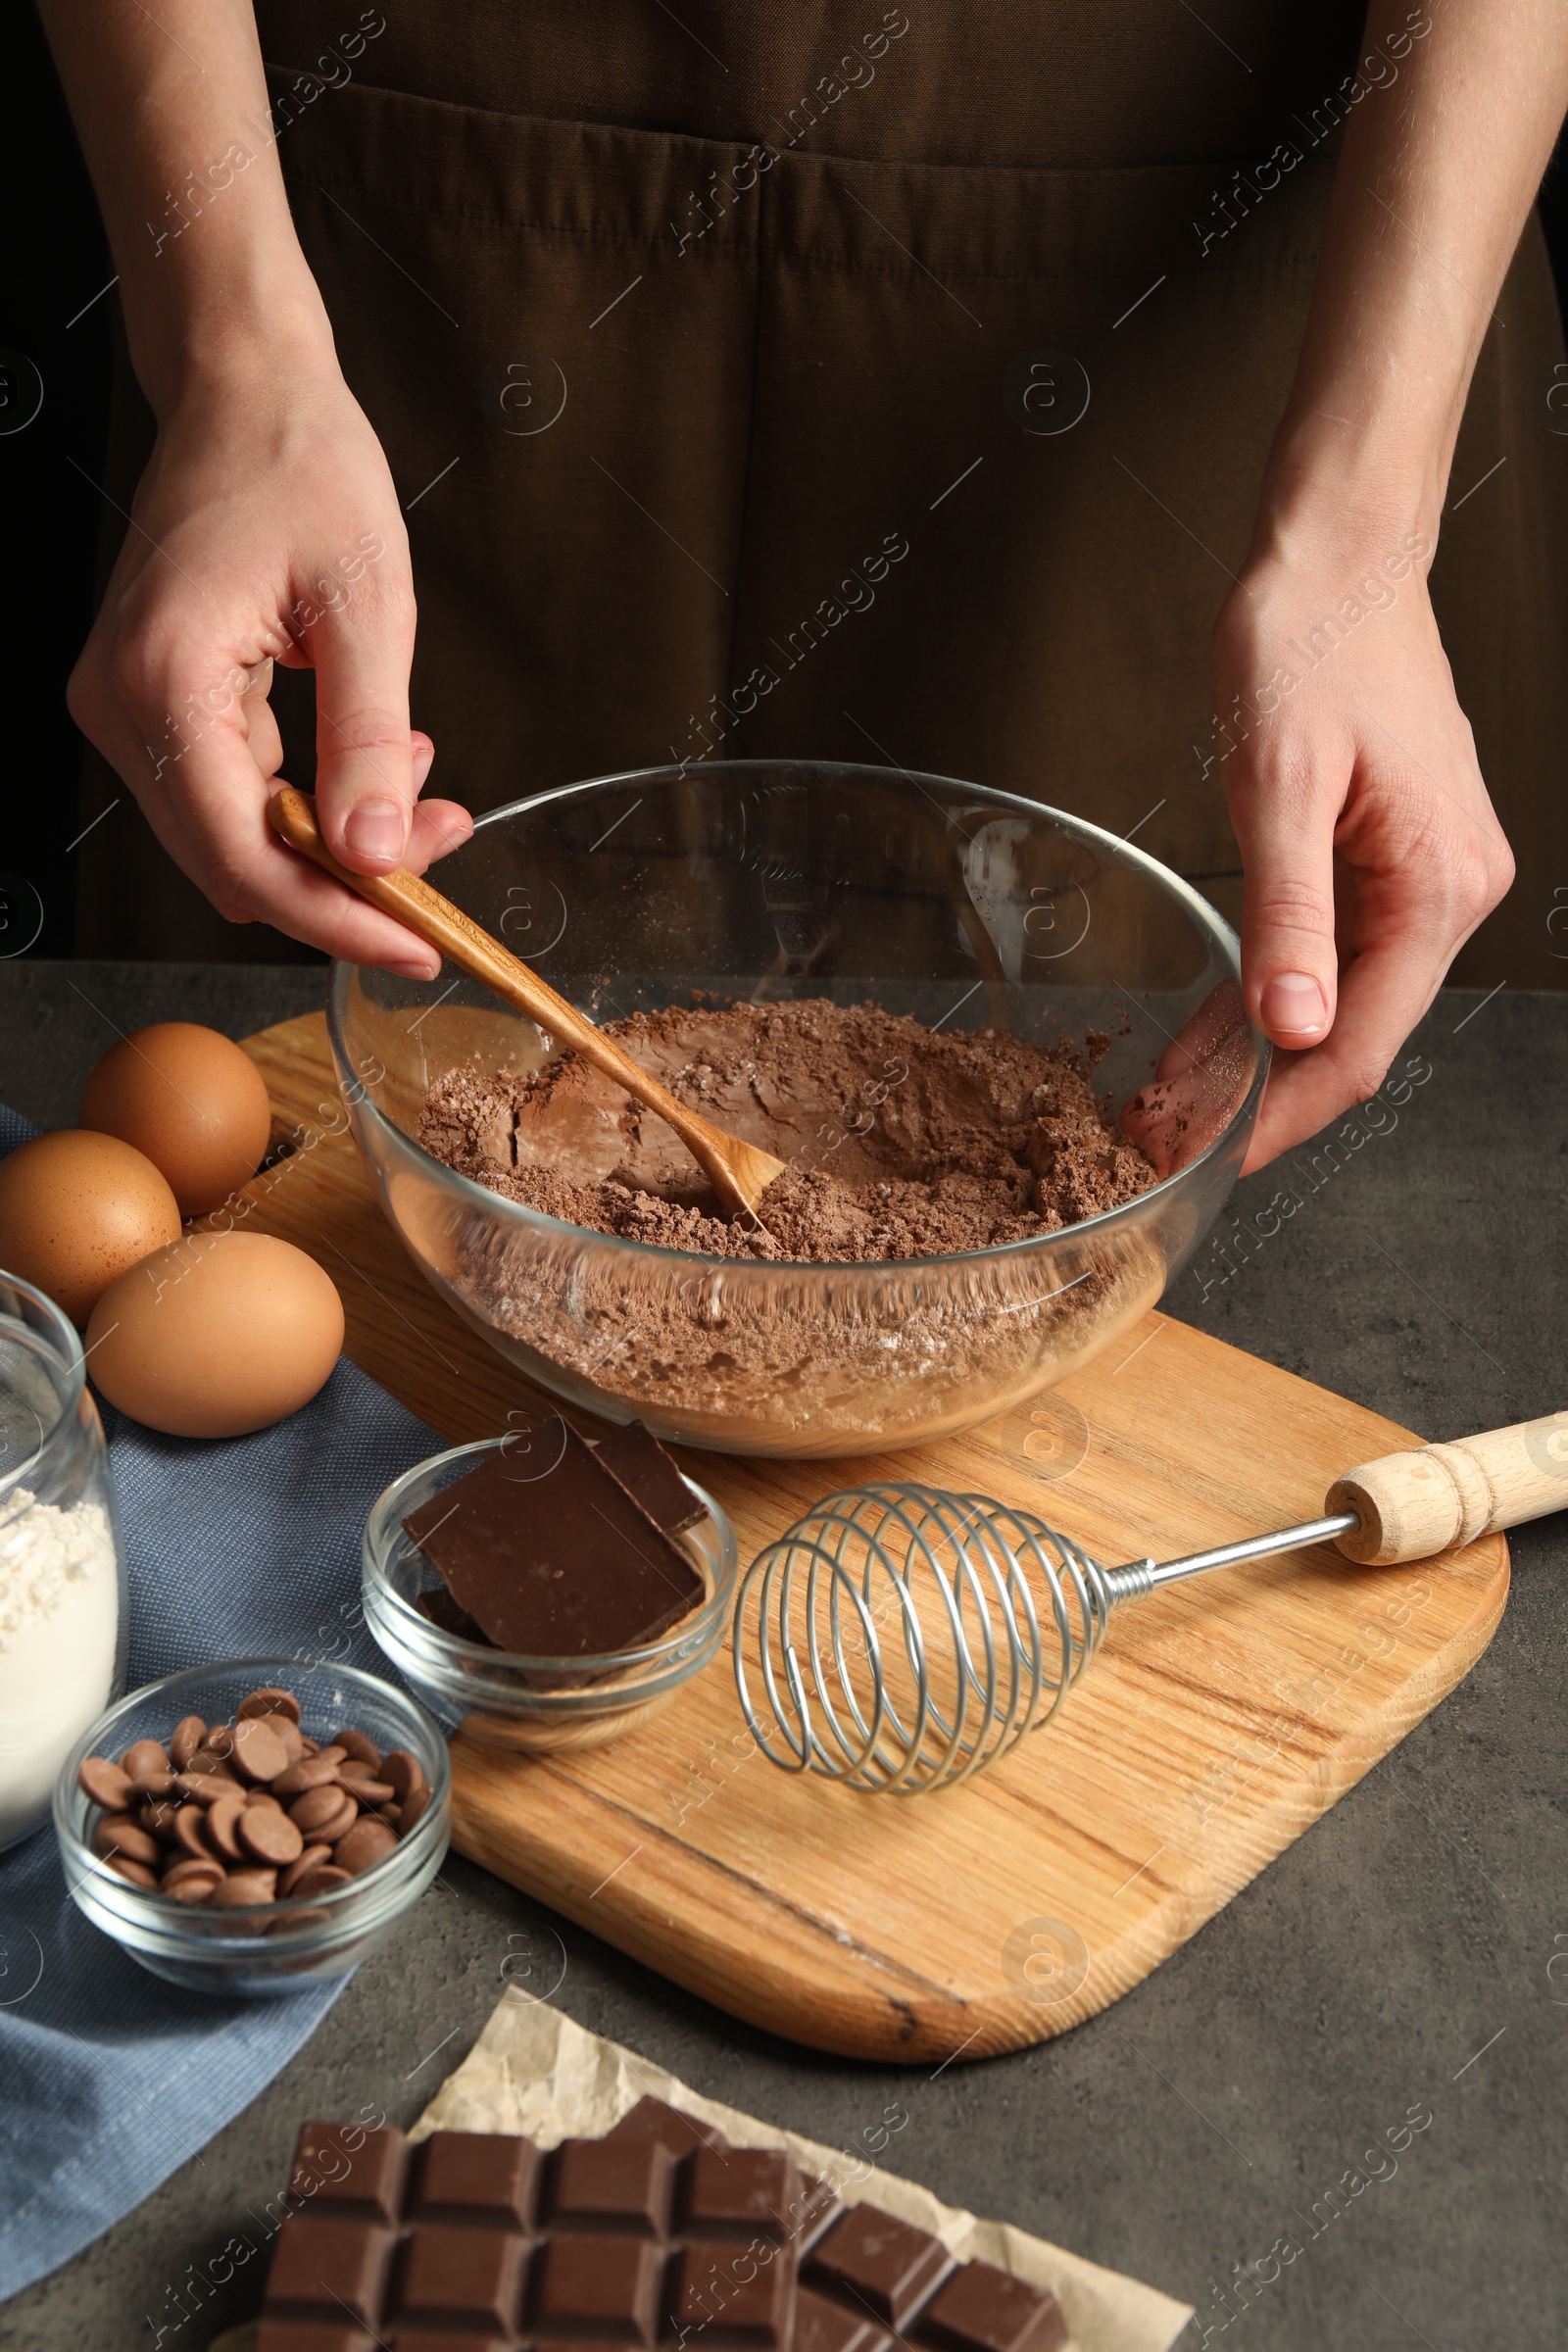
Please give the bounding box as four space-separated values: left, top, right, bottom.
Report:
239 1012 1508 2063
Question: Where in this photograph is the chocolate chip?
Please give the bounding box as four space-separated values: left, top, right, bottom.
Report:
289 1784 353 1836
138 1799 183 1840
272 1755 340 1797
244 1789 284 1812
121 1739 171 1781
317 1795 363 1844
277 1843 333 1898
398 1784 432 1838
129 1772 179 1800
166 1872 221 1905
339 1777 395 1808
169 1715 207 1769
172 1804 218 1861
286 1863 351 1898
236 1687 302 1724
381 1750 426 1805
163 1855 222 1892
77 1756 131 1811
229 1717 290 1786
201 1723 234 1758
333 1729 381 1770
177 1754 239 1789
205 1795 247 1862
333 1818 397 1877
94 1814 160 1866
107 1856 159 1890
210 1869 278 1906
238 1807 306 1867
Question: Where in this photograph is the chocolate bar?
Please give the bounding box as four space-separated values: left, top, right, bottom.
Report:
256 2100 1067 2352
402 1417 704 1656
595 1421 706 1537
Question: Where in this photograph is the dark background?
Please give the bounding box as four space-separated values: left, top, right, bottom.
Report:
7 6 1568 963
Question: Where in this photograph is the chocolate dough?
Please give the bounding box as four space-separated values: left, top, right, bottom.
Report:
419 1000 1155 1264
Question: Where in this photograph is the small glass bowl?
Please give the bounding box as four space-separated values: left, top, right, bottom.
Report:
53 1658 451 1997
363 1439 738 1752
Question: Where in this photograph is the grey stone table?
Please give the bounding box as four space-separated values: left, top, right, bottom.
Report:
2 962 1565 2352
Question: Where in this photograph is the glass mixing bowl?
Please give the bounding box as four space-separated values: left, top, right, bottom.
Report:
328 762 1265 1457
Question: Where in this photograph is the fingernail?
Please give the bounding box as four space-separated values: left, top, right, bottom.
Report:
344 801 406 861
1260 972 1327 1036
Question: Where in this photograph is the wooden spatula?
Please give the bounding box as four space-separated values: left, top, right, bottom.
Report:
267 785 788 1223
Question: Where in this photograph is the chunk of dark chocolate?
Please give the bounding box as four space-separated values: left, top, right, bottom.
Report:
606 2094 728 2157
805 2208 954 2329
395 2220 530 2329
531 2231 664 2342
266 2215 398 2326
415 1586 490 1644
549 2136 675 2235
289 2123 410 2223
673 2239 797 2345
789 2177 846 2256
795 2286 893 2352
594 1421 706 1536
681 2145 802 2243
413 2128 543 2227
912 2261 1069 2352
401 1418 704 1656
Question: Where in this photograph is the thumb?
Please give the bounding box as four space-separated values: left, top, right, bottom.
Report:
310 584 418 874
1228 762 1341 1050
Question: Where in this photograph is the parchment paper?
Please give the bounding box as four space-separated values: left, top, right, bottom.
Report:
209 1989 1192 2352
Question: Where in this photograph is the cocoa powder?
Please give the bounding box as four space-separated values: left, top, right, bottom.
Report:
418 999 1155 1264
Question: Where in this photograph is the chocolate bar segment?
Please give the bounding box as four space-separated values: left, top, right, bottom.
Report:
255 2326 374 2352
402 1419 704 1656
681 2146 802 2242
795 2287 893 2352
289 2123 410 2223
805 2208 954 2329
606 2094 728 2157
266 2214 398 2326
395 2220 530 2329
913 2261 1070 2352
549 2136 676 2235
594 1422 706 1536
531 2231 664 2342
413 2128 542 2227
673 2239 797 2345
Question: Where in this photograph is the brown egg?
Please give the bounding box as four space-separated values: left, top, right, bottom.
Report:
0 1130 182 1326
84 1232 344 1437
80 1022 272 1215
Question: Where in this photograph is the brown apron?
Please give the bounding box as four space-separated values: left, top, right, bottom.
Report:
77 3 1568 991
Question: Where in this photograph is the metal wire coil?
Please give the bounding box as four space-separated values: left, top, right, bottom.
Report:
732 1484 1122 1794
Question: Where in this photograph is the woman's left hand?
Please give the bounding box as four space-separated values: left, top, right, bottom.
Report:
1209 520 1514 1173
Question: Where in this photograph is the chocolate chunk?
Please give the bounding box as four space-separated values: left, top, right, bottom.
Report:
76 1755 132 1811
797 2286 893 2352
790 2178 846 2255
169 1715 207 1768
548 2138 675 2236
121 1739 171 1780
402 1419 704 1657
606 2095 728 2158
397 2221 530 2328
416 1586 492 1643
805 2209 955 2329
291 2125 412 2222
912 2262 1069 2352
381 1749 427 1804
674 2240 797 2345
239 1685 303 1723
531 2232 663 2343
266 2215 397 2325
239 1806 308 1867
681 2146 802 2242
413 2130 543 2228
231 1716 291 1785
334 1817 397 1876
334 1729 382 1769
594 1421 706 1536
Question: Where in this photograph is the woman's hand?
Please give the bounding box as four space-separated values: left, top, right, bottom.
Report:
1211 523 1513 1172
67 349 471 978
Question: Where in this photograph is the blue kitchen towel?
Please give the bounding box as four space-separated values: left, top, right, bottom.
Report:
0 1103 444 2296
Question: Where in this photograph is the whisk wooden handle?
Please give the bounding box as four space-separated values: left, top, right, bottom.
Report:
1329 1412 1568 1564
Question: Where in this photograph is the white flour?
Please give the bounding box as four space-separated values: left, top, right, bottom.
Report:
0 1487 120 1849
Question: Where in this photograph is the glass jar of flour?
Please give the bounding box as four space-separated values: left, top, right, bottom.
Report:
0 1272 127 1852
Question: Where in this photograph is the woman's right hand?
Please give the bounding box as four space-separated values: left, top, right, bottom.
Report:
67 348 471 977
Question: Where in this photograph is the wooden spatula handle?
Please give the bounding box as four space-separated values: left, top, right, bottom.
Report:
1328 1412 1568 1563
266 782 760 1187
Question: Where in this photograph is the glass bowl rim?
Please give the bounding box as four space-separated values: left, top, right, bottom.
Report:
326 758 1269 1272
52 1653 450 1936
0 1267 89 1522
363 1436 739 1675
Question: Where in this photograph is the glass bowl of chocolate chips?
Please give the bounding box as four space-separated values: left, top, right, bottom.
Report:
330 760 1266 1458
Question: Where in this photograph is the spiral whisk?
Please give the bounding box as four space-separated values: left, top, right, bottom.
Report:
732 1481 1360 1794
